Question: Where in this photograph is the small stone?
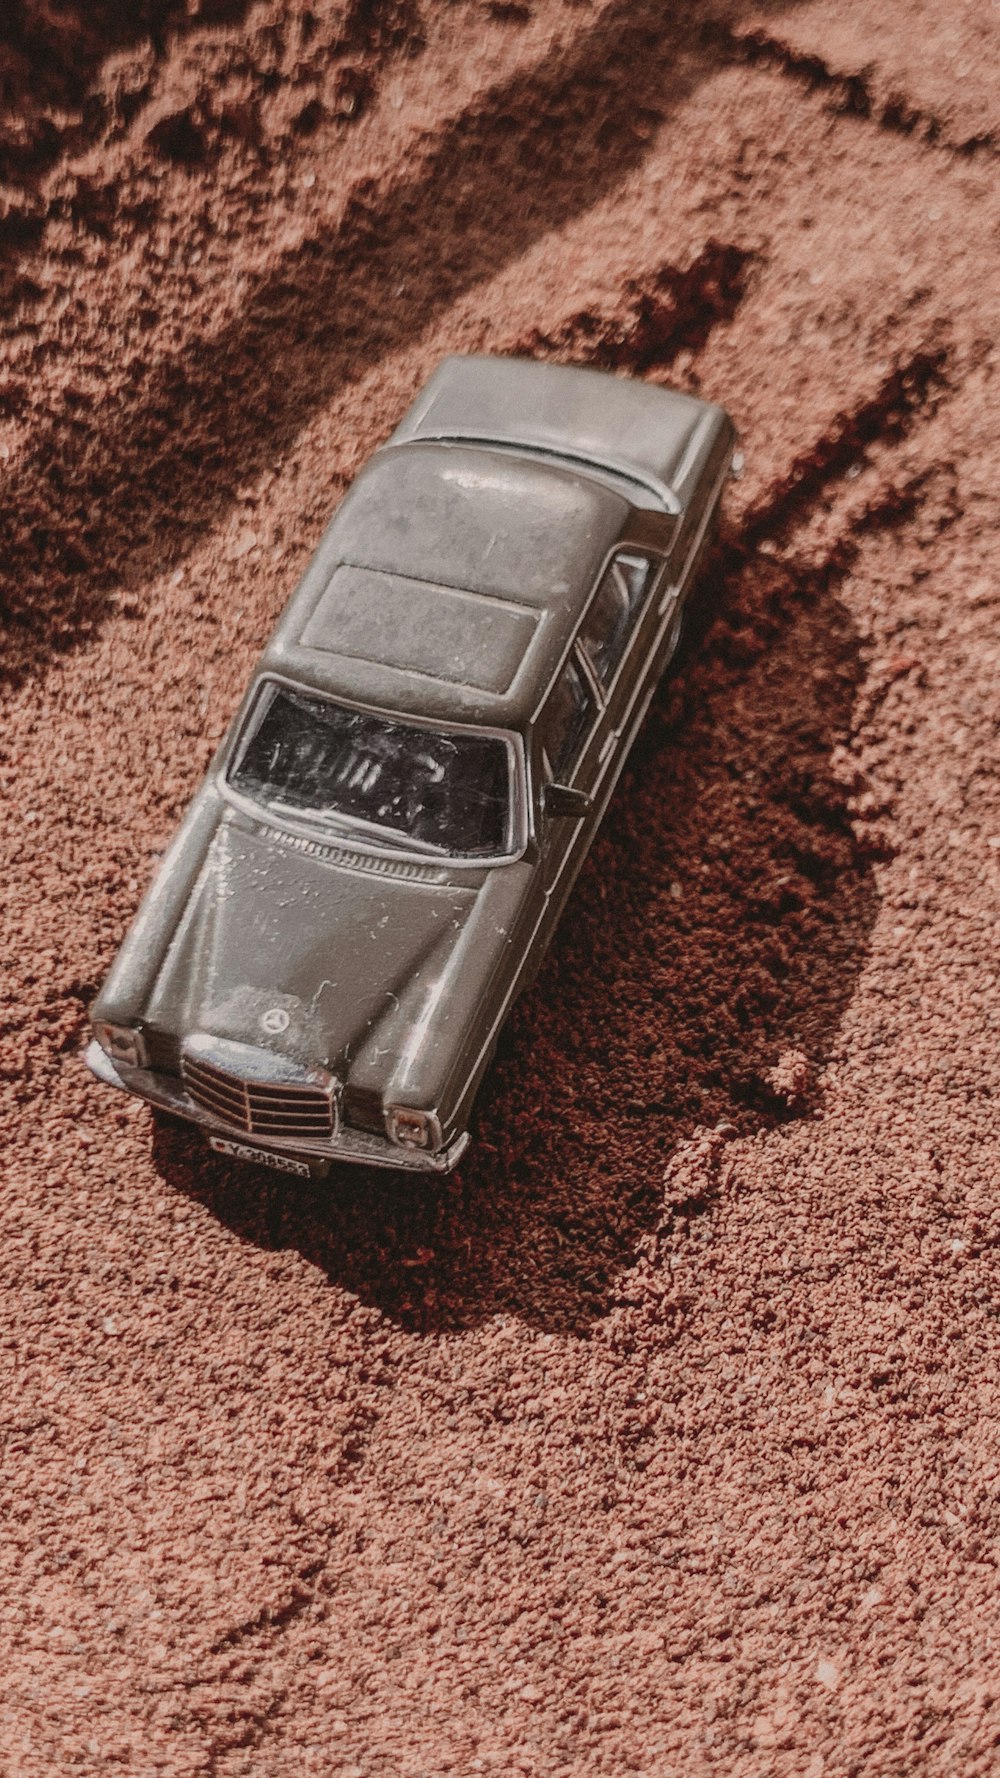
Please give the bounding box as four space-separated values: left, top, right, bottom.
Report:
765 1048 812 1104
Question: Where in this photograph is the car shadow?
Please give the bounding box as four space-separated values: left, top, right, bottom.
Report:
153 532 883 1334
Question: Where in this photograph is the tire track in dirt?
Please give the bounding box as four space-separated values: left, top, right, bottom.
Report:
0 0 424 286
0 0 979 692
733 0 1000 148
518 241 758 374
740 346 950 542
711 25 1000 158
0 0 611 468
0 0 797 685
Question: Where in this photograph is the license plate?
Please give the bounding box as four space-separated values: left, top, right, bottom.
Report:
208 1135 313 1178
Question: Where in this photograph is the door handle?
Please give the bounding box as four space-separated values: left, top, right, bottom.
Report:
658 584 680 619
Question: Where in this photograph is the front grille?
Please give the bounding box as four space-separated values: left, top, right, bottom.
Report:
182 1042 335 1143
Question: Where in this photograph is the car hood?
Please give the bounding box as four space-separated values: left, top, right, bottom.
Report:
144 818 482 1077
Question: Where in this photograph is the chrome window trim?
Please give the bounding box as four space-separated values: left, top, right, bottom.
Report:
573 545 668 711
530 542 671 748
536 646 601 786
578 550 660 695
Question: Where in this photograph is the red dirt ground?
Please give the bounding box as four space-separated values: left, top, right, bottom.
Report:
2 1 1000 1772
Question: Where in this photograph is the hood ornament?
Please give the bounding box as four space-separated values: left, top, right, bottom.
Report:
260 1007 291 1034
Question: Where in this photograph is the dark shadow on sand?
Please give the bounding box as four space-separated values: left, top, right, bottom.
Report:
153 533 883 1334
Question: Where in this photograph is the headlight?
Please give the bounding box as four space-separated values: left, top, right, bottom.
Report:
385 1106 441 1152
93 1022 148 1070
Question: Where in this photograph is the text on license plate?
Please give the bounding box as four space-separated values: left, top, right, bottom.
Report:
209 1135 312 1178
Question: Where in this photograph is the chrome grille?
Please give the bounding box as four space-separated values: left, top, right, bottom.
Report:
182 1039 335 1143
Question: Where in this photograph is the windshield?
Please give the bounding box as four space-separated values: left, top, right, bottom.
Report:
229 683 514 859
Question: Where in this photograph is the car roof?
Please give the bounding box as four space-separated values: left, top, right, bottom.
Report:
261 440 632 728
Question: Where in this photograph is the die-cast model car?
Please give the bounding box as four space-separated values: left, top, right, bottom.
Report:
87 355 734 1175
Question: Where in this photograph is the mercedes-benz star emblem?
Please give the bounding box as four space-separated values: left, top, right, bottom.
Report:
260 1007 290 1034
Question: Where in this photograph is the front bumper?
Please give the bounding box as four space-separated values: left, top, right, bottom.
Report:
84 1040 470 1175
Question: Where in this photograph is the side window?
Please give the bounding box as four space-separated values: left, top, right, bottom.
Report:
579 551 656 688
538 654 597 782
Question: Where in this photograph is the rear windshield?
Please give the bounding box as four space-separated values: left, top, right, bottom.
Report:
229 683 513 859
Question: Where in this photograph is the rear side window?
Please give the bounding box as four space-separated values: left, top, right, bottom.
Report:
579 551 656 688
538 655 596 782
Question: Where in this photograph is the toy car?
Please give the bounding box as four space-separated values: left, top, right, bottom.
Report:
87 355 734 1175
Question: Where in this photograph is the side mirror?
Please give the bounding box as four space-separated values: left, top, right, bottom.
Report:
545 782 592 821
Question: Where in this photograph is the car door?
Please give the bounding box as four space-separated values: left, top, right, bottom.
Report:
536 647 603 916
576 546 667 794
532 546 669 954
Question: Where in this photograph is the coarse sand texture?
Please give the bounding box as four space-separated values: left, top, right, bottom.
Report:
1 1 1000 1773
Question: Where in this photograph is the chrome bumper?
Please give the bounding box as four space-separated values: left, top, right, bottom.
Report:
84 1040 469 1175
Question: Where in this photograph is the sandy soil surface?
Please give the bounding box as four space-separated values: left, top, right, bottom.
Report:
2 1 1000 1772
